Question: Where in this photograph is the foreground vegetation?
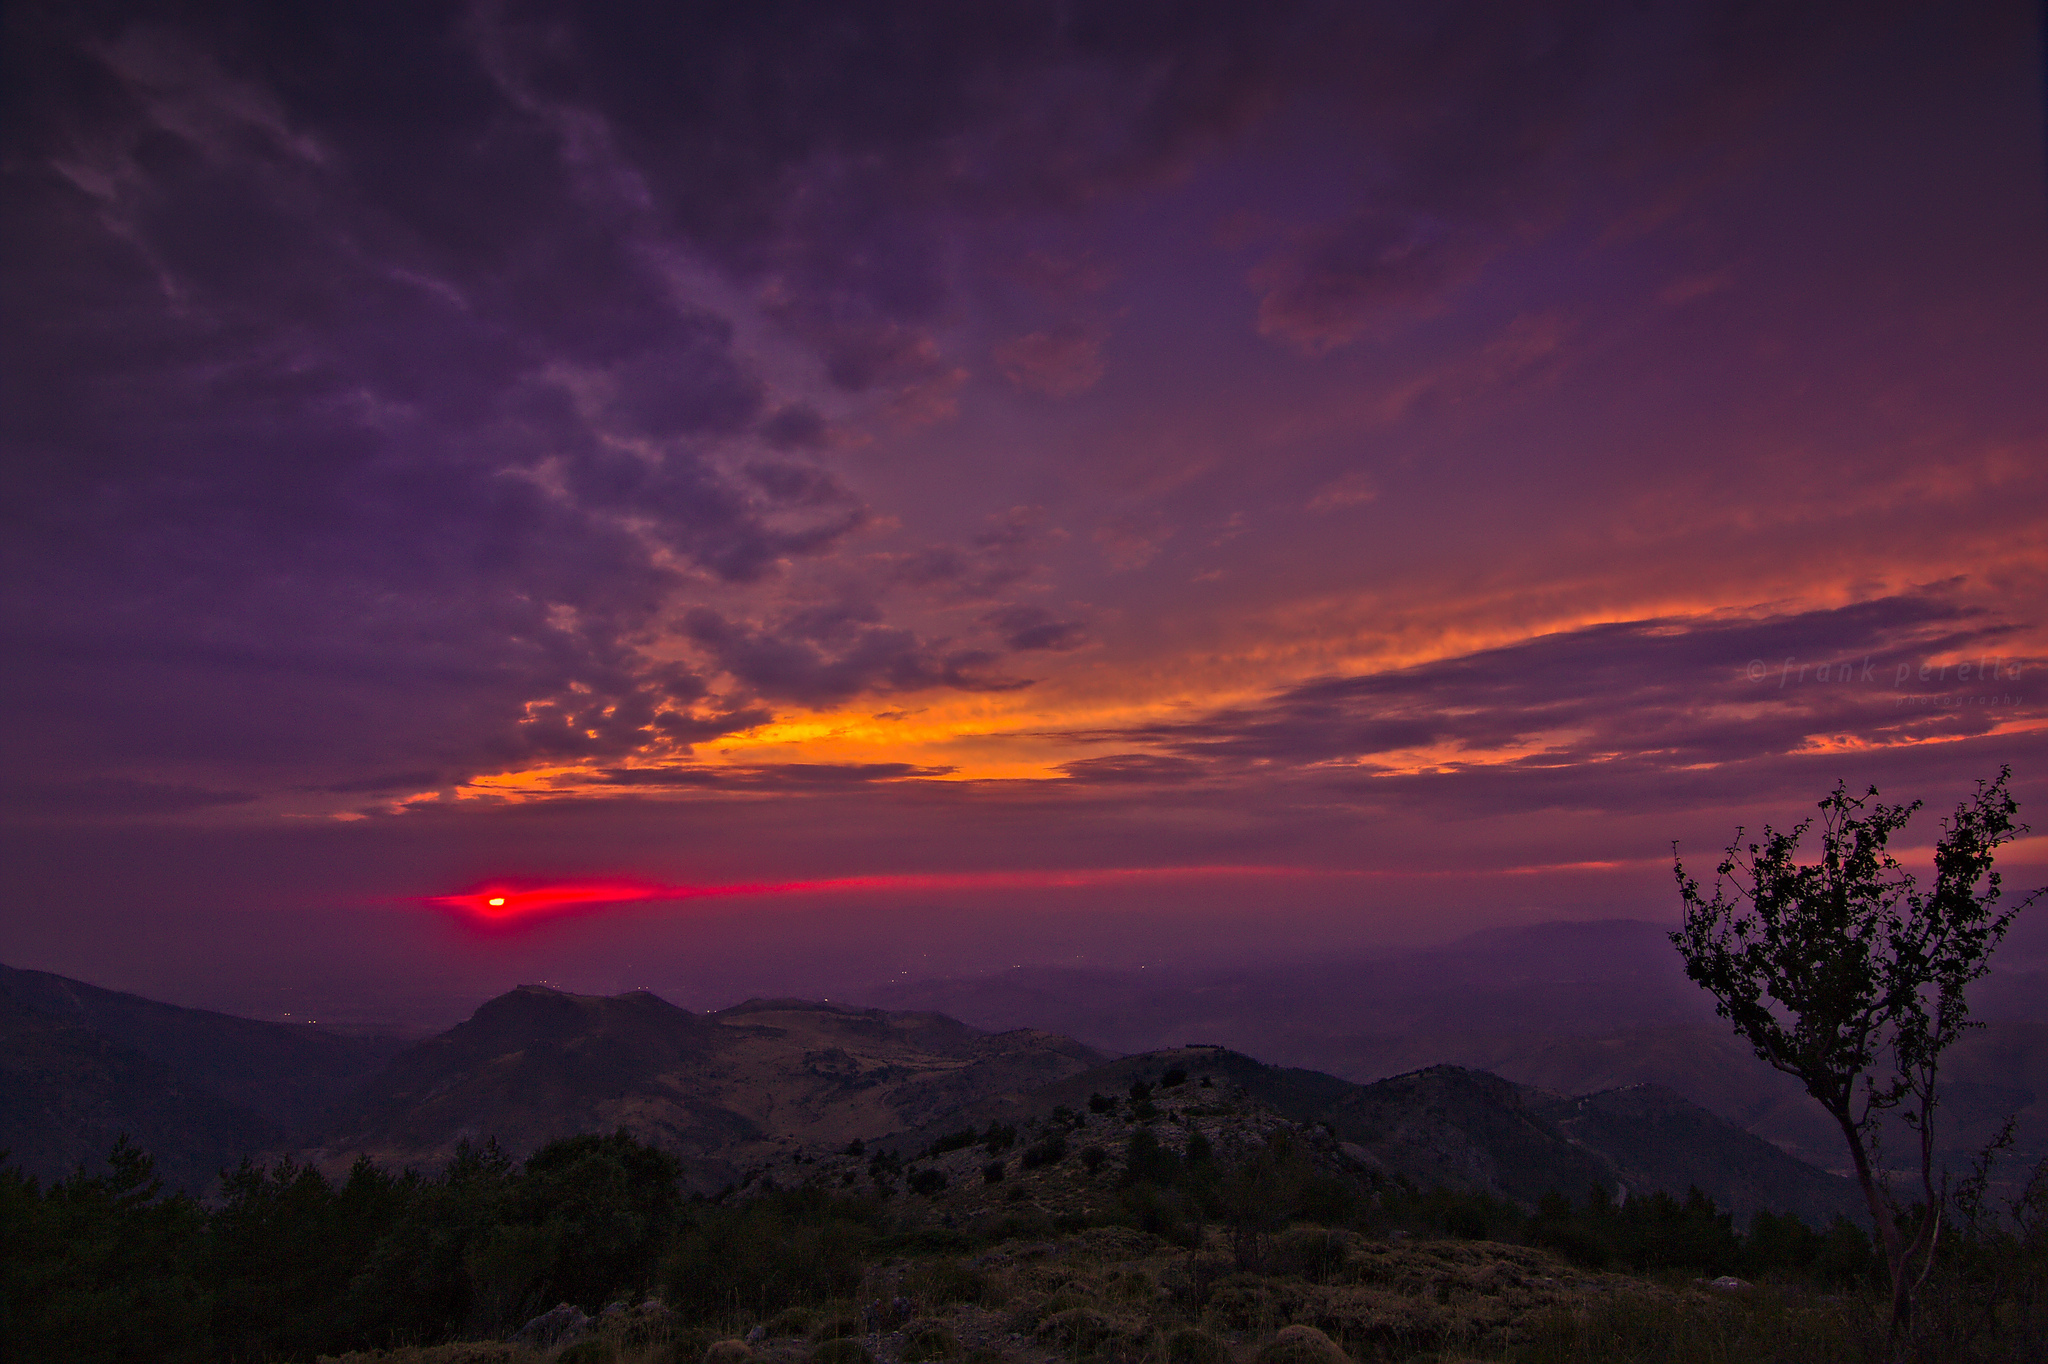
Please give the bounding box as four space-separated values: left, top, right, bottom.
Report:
6 1123 2043 1364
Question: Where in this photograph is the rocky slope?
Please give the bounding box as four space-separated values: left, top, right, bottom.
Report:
311 987 1108 1188
745 1046 1867 1230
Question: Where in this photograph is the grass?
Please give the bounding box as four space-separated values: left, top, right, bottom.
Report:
314 1227 1931 1364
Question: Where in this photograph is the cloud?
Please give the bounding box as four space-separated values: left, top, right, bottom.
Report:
592 762 956 790
982 605 1089 652
1255 211 1493 352
994 322 1108 397
1064 592 2045 813
1307 470 1378 511
0 778 258 818
683 604 1031 706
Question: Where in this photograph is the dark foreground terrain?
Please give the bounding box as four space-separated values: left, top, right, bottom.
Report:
8 1056 2046 1364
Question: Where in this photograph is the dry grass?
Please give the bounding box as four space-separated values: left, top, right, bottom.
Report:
320 1226 1906 1364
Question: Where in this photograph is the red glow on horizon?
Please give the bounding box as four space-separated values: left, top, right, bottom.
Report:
426 865 1346 926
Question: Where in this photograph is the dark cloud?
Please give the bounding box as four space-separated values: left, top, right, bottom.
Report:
592 762 955 790
1249 2 1861 349
885 507 1059 600
1058 754 1207 785
683 604 1030 706
1 779 258 818
1068 592 2044 812
982 605 1089 652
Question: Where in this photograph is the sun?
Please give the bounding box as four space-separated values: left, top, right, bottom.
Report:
488 897 506 906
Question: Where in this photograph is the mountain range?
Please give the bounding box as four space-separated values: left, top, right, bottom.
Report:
2 965 1861 1230
852 919 2048 1180
7 917 2036 1223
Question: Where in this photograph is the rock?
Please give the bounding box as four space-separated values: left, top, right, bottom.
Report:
747 1325 769 1343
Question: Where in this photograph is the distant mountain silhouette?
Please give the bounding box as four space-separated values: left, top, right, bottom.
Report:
0 963 409 1192
856 919 2048 1179
0 955 1977 1226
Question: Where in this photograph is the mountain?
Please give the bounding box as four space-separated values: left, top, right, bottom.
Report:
0 964 412 1192
867 1046 1866 1228
311 987 1109 1189
0 992 284 1193
0 963 407 1137
853 920 2048 1180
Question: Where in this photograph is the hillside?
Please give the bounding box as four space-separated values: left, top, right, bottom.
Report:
0 962 407 1136
856 920 2048 1181
0 993 280 1193
311 987 1108 1188
767 1047 1865 1231
0 963 413 1192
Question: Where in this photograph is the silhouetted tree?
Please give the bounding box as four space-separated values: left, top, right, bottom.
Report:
1672 767 2039 1338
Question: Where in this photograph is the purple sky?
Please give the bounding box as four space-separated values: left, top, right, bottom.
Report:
4 1 2046 1022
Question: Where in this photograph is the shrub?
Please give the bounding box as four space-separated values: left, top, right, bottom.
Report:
811 1340 874 1364
983 1161 1006 1184
982 1123 1017 1153
1081 1146 1106 1174
1162 1068 1188 1089
765 1307 817 1336
1019 1135 1067 1170
905 1258 993 1307
1254 1325 1348 1364
703 1342 754 1364
1266 1228 1350 1281
557 1341 615 1364
930 1130 978 1157
908 1169 949 1197
903 1322 961 1361
1129 1081 1154 1103
1034 1308 1143 1356
1089 1093 1114 1114
1165 1327 1231 1364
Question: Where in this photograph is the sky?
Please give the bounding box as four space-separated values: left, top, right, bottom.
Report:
4 1 2046 1025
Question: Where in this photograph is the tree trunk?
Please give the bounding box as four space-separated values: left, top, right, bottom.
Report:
1830 1104 1913 1340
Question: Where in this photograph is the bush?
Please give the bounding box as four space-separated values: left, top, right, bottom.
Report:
703 1342 754 1364
662 1188 884 1318
904 1257 994 1307
765 1306 817 1336
982 1124 1017 1153
930 1130 978 1156
1034 1308 1144 1356
811 1340 874 1364
1254 1325 1348 1364
1162 1068 1188 1089
903 1322 961 1361
908 1169 949 1197
1081 1146 1106 1174
558 1341 615 1364
1165 1327 1230 1364
1089 1093 1114 1114
983 1161 1006 1184
1266 1228 1350 1281
1019 1135 1067 1170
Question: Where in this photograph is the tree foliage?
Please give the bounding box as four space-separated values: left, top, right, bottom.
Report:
1672 766 2039 1336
